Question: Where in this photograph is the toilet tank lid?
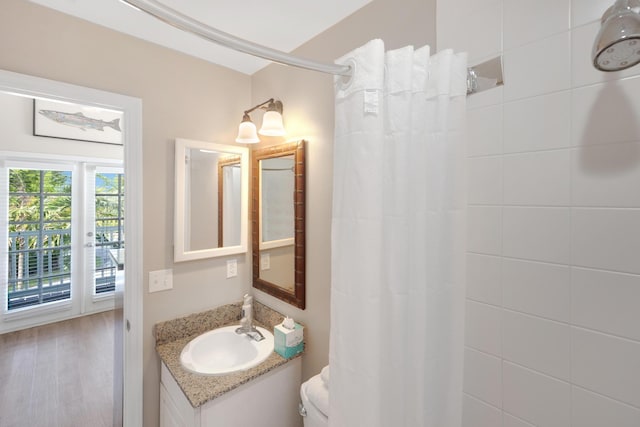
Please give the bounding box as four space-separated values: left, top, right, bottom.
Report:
302 374 329 416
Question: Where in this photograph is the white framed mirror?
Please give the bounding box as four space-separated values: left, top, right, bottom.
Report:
174 138 248 262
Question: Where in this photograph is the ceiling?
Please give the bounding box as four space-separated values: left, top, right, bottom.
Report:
29 0 372 75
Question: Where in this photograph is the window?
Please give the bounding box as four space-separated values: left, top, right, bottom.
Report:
2 159 123 330
7 168 72 310
94 172 124 295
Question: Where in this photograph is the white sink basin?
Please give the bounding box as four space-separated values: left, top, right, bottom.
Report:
180 325 274 376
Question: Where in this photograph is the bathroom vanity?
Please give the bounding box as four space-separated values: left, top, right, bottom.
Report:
160 358 301 427
156 302 303 427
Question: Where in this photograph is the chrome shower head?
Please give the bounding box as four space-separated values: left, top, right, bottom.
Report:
593 0 640 71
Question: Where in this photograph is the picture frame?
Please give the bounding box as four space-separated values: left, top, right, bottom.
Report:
33 99 124 145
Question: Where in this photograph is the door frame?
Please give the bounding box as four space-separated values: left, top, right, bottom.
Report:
0 69 143 426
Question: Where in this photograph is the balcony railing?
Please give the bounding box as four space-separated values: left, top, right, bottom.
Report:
7 226 122 310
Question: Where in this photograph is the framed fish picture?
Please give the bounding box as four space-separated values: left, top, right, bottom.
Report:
33 99 123 145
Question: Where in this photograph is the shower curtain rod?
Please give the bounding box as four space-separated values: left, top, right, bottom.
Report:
120 0 504 94
119 0 353 76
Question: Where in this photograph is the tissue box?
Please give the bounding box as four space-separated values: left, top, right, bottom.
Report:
274 321 304 359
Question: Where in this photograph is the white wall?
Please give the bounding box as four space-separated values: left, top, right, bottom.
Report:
438 1 640 426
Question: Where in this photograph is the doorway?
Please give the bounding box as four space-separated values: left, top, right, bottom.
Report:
3 161 124 331
0 69 143 426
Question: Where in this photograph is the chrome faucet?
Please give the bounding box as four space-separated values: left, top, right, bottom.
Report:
235 294 265 342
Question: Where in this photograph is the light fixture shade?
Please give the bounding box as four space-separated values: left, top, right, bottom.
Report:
259 110 286 136
235 120 260 143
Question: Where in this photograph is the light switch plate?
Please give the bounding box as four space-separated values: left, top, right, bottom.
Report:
226 259 237 278
149 269 173 293
260 253 270 271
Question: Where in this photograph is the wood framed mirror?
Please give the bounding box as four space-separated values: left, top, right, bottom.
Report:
251 140 305 309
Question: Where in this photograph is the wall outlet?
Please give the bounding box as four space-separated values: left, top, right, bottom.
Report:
260 253 270 271
149 269 173 293
226 259 237 278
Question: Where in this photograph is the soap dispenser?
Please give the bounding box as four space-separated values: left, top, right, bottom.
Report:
241 294 253 326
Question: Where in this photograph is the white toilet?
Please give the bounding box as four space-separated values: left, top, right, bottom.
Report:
299 366 329 427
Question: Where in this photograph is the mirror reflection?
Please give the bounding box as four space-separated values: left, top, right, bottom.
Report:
259 155 295 289
175 138 248 262
252 141 305 309
217 155 242 248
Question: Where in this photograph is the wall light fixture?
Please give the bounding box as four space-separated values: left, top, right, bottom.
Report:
235 98 285 143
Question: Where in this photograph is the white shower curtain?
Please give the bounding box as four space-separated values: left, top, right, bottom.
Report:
329 39 467 427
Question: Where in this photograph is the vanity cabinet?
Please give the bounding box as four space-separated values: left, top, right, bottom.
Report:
160 363 199 427
160 357 302 427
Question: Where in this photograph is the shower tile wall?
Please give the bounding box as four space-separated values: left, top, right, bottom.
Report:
437 1 640 426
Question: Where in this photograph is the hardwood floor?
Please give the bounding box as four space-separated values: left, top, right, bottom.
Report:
0 311 115 427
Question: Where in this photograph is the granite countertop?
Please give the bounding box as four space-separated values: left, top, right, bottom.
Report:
155 301 302 408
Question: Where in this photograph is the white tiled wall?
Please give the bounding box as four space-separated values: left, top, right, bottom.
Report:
437 1 640 425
